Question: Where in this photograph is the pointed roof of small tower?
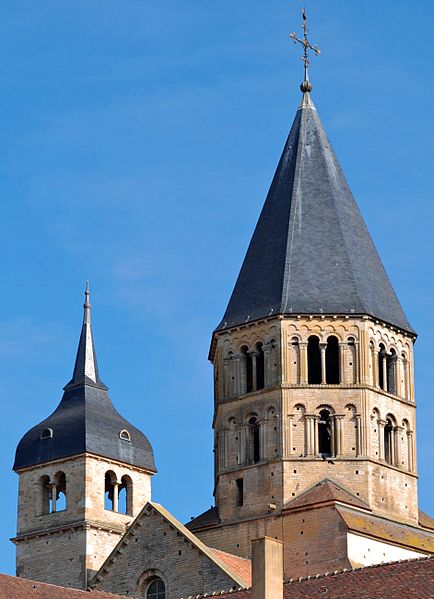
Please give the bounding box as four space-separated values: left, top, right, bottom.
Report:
64 282 105 390
14 286 156 472
216 82 413 334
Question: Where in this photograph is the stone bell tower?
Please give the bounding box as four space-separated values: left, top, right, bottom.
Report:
187 17 432 573
12 285 156 589
207 87 418 528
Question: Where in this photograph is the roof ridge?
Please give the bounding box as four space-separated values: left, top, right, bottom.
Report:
280 108 304 315
286 554 434 584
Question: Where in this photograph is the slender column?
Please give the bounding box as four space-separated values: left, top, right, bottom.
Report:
320 343 327 384
390 428 395 465
355 414 362 457
305 416 312 455
223 357 230 398
403 359 410 400
259 420 267 460
390 354 398 395
218 430 227 471
334 416 344 456
371 346 378 387
238 427 247 465
354 341 360 384
394 426 403 468
378 419 386 461
112 482 119 512
263 344 272 387
381 352 388 392
224 430 229 469
299 342 308 384
285 415 294 457
396 356 403 398
330 416 335 456
339 343 346 384
313 416 319 456
233 355 242 395
251 351 258 392
407 431 414 472
51 484 57 513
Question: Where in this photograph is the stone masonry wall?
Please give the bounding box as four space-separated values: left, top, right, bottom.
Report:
94 507 239 599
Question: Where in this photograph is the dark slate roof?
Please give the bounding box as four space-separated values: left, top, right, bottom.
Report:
216 93 413 334
186 506 221 531
14 288 156 472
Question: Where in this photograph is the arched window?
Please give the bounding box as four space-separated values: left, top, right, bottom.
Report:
318 410 332 457
255 342 265 390
53 471 67 512
104 471 117 511
387 349 397 395
39 475 51 515
146 578 166 599
307 336 321 384
384 418 394 464
248 417 260 464
378 344 386 390
326 336 340 384
118 475 133 516
241 346 253 393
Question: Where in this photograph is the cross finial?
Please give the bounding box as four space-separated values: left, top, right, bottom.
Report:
289 9 321 93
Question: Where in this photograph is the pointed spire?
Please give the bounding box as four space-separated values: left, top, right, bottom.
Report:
216 79 413 335
64 283 106 390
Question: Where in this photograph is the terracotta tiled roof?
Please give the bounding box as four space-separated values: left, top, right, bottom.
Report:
0 574 124 599
419 510 434 531
209 548 252 587
210 556 434 599
186 506 220 530
283 478 370 511
337 506 434 553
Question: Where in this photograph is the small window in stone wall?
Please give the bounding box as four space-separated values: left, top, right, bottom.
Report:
120 429 131 442
147 578 166 599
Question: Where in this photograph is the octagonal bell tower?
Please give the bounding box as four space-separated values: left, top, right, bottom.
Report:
208 85 418 533
12 286 156 589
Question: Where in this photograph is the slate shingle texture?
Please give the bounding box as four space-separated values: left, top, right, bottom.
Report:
217 94 413 334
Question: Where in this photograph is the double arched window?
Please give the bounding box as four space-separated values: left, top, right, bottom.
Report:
378 345 397 394
105 471 133 515
39 471 67 515
384 418 394 465
241 344 265 394
308 336 340 384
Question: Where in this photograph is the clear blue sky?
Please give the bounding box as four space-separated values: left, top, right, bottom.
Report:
0 1 432 575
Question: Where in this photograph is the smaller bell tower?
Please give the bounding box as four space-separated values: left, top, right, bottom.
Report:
12 285 156 589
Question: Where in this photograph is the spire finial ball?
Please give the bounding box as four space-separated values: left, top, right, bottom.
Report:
300 80 312 93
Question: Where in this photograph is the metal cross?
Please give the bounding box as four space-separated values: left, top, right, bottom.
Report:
289 9 320 86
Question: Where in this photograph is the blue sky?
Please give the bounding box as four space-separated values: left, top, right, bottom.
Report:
0 1 432 575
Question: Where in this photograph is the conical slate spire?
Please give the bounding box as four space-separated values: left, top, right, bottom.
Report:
217 91 413 334
14 286 156 471
65 282 105 390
